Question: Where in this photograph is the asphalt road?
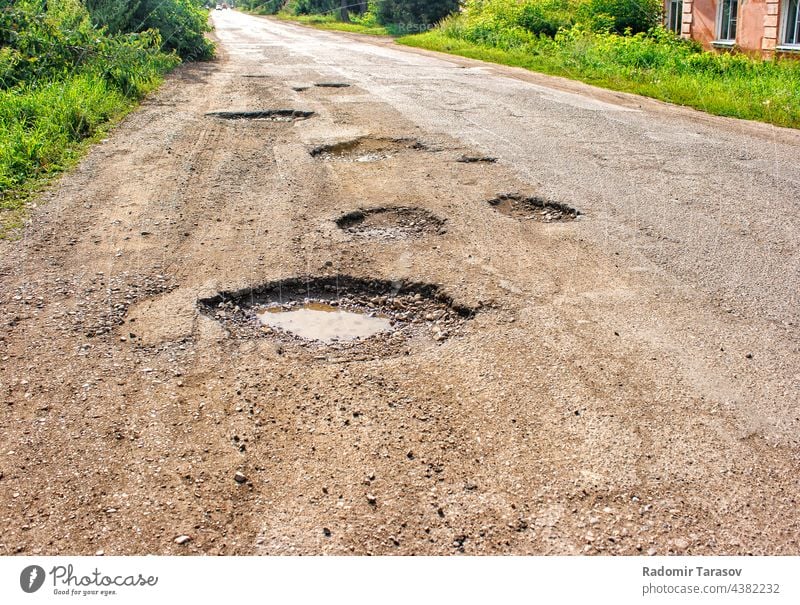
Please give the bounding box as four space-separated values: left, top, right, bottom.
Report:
0 10 797 555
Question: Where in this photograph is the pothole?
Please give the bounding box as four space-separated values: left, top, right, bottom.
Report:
315 82 351 88
457 155 497 164
488 194 580 222
310 137 425 162
336 207 446 239
206 109 314 121
198 276 474 355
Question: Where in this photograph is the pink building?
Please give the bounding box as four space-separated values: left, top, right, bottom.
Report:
664 0 800 56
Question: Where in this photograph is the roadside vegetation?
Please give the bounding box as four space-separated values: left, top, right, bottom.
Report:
241 0 458 35
400 0 800 128
259 0 800 129
0 0 213 235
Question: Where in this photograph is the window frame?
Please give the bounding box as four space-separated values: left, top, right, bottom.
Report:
781 0 800 48
715 0 739 44
666 0 684 34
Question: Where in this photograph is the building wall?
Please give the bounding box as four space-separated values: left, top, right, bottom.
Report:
762 0 782 52
680 0 793 55
687 0 719 48
739 0 771 51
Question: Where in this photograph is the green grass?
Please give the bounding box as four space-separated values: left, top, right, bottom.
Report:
397 29 800 129
0 72 168 237
272 12 392 36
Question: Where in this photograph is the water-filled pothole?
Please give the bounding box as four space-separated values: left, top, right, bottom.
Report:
206 109 314 121
258 303 391 343
336 207 446 239
315 82 351 88
488 194 580 222
198 276 473 354
310 137 425 162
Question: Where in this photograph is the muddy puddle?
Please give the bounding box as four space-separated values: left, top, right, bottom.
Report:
257 303 391 343
198 276 475 357
336 207 446 239
206 109 314 121
310 137 425 162
488 194 580 222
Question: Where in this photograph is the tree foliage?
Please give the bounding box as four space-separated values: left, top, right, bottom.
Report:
376 0 460 28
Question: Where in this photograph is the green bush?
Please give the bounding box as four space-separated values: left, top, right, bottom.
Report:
518 0 576 38
83 0 139 34
577 0 662 34
86 0 214 60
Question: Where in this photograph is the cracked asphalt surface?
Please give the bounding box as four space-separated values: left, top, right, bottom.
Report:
0 10 798 555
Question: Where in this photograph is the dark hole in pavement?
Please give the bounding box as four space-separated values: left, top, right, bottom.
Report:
242 74 271 78
336 207 446 239
206 109 314 122
314 82 351 88
457 155 497 164
488 194 580 222
292 86 310 92
310 137 426 162
198 276 474 351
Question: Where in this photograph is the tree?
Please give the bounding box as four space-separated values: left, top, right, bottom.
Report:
377 0 460 28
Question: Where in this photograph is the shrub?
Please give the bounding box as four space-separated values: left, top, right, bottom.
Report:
86 0 214 60
577 0 662 34
518 0 576 38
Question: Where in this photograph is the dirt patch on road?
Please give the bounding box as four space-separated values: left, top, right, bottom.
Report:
488 193 580 222
336 207 446 239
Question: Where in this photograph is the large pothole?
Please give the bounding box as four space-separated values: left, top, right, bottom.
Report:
206 109 314 122
314 82 351 88
488 194 580 222
310 137 425 162
198 276 473 356
336 207 446 239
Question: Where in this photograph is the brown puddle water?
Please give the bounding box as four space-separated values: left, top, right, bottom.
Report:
256 303 392 343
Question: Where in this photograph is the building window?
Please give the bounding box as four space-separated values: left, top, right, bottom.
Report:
783 0 800 46
667 0 683 33
717 0 738 42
